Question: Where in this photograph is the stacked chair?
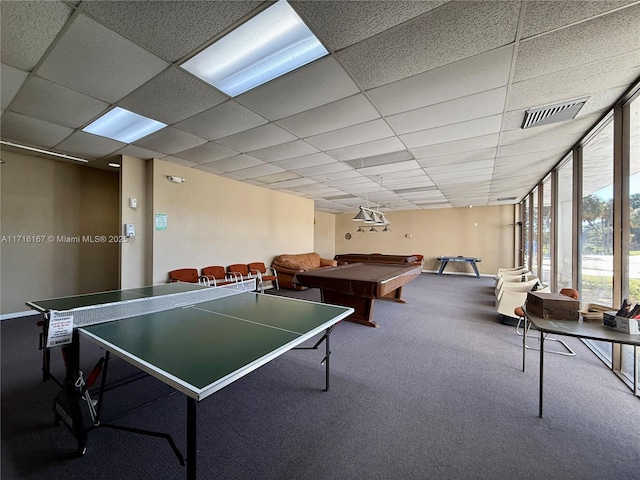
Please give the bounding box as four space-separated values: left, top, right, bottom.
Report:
494 267 549 323
513 287 578 356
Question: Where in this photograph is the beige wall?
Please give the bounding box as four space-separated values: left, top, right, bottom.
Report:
148 159 314 285
1 149 518 314
120 155 150 289
334 205 517 275
313 210 336 259
0 150 119 313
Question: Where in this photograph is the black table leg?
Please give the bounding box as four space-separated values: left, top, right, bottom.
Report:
539 332 545 418
187 397 197 480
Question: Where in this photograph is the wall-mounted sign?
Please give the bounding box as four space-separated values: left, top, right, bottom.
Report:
155 213 168 230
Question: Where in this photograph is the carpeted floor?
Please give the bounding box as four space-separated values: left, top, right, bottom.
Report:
2 273 639 479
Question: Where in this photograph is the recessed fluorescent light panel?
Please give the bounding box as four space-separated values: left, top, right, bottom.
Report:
181 0 328 97
82 107 166 143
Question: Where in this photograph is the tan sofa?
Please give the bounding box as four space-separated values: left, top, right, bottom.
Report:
271 252 337 290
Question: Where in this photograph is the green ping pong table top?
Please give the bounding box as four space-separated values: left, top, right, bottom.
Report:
79 291 353 401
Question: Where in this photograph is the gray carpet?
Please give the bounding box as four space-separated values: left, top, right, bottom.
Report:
2 273 639 479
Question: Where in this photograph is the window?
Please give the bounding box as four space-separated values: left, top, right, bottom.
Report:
541 177 552 287
621 94 640 385
556 155 574 290
531 188 539 277
580 119 615 362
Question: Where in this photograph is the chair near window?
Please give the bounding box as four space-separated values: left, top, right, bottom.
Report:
515 288 578 357
248 262 279 292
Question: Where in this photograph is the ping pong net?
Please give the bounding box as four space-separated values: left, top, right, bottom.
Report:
45 279 256 348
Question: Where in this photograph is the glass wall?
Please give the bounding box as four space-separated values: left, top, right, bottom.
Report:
580 119 615 362
541 177 552 287
556 156 573 290
531 188 538 277
518 81 639 396
523 196 529 269
621 94 640 385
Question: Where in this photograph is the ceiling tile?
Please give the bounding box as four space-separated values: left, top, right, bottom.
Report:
416 148 497 168
293 162 352 177
327 137 407 162
119 67 227 124
10 76 109 128
410 134 500 159
133 127 207 155
357 160 422 176
293 0 447 51
367 46 513 116
255 171 301 184
83 1 262 62
112 144 166 160
337 1 519 90
55 131 124 159
514 5 640 82
175 101 268 141
267 178 317 190
306 119 395 151
0 1 73 70
520 1 637 39
508 51 640 112
37 14 168 103
425 159 495 175
248 140 318 162
230 163 285 179
172 141 239 165
387 87 508 134
1 111 73 148
1 64 29 109
216 124 298 152
236 56 360 120
271 152 337 170
401 115 503 149
198 154 263 173
276 94 380 138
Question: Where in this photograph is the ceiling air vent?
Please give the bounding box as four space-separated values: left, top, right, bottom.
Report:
521 97 589 129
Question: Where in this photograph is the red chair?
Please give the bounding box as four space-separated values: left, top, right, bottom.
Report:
227 264 253 282
201 266 237 287
168 268 203 284
248 262 279 292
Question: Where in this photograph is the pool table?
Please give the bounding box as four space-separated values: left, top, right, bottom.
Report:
293 263 422 327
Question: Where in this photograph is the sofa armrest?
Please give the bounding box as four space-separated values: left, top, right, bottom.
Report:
319 258 337 267
272 264 305 275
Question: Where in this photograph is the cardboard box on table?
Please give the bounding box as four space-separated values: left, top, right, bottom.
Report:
526 292 580 320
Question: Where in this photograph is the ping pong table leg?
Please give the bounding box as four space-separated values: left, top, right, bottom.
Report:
186 397 197 480
324 327 331 391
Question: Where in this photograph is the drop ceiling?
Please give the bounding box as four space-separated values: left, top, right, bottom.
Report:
1 1 639 212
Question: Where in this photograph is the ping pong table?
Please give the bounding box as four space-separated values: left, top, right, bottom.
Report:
28 281 353 480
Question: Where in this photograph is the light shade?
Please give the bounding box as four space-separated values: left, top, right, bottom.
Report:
83 107 166 143
180 0 328 97
353 207 372 222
